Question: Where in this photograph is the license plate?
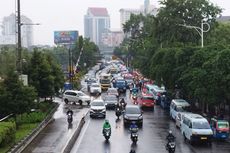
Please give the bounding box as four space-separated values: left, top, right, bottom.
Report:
201 137 207 140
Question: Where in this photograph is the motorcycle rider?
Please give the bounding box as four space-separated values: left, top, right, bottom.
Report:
166 130 175 142
66 108 73 116
119 98 127 110
115 103 122 119
166 130 176 151
102 119 111 134
130 121 138 132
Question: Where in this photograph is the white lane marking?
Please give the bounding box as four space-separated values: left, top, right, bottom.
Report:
72 117 91 152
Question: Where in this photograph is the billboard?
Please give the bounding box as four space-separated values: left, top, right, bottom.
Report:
54 31 78 44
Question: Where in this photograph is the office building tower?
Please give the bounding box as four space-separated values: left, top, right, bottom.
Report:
84 7 110 46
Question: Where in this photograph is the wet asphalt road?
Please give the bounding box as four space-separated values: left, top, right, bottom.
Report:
22 97 89 153
70 91 230 153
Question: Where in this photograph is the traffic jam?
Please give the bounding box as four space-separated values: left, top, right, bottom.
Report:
66 59 229 153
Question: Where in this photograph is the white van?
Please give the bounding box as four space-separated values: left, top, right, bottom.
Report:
146 84 166 100
181 113 213 145
170 99 190 120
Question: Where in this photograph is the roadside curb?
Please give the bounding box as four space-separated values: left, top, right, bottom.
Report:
8 103 59 153
62 110 89 153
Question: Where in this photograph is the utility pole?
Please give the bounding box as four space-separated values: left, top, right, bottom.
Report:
17 0 22 74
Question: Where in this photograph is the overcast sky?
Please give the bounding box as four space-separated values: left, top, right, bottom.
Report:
0 0 229 46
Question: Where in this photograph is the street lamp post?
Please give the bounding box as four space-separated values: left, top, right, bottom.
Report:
17 0 22 74
17 0 40 74
180 20 210 48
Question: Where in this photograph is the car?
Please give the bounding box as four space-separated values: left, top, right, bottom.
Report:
89 83 102 95
63 90 91 105
114 79 127 93
107 88 119 97
104 95 118 109
170 99 190 120
90 99 106 118
181 113 213 145
123 105 143 127
175 112 192 129
137 93 155 109
87 77 97 91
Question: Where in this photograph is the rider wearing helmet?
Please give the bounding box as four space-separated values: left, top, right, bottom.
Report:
166 130 175 142
119 98 127 108
66 108 73 116
103 119 111 133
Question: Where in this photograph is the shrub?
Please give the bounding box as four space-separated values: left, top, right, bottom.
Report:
0 122 16 147
15 112 46 125
37 101 56 113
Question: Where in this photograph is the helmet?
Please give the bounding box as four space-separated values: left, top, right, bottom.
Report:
105 119 109 123
169 130 172 134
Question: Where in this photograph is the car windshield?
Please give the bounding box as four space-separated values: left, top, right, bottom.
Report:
91 101 104 106
105 96 117 101
176 106 185 112
101 79 110 84
142 97 154 100
116 81 125 85
108 89 117 93
218 122 229 128
92 84 100 87
78 92 85 96
193 121 210 129
126 107 141 114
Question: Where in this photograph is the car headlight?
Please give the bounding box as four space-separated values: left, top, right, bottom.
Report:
124 114 128 119
192 131 198 135
138 115 143 119
102 108 106 112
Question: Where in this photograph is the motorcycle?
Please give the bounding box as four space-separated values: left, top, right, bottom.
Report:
119 100 127 112
103 128 111 141
166 139 176 153
130 127 138 144
67 112 73 124
115 107 122 119
132 93 138 104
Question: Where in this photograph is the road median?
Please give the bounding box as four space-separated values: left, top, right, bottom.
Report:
62 110 89 153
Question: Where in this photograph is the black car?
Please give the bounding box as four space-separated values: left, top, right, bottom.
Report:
104 95 118 109
123 105 143 127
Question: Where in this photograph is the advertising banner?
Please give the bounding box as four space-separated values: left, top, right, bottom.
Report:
54 31 78 44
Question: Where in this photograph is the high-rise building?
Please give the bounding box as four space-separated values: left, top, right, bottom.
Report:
101 29 123 47
120 0 158 29
0 13 34 48
84 7 110 46
119 9 142 30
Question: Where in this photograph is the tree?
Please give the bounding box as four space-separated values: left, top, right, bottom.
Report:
0 70 37 116
45 53 65 95
206 22 230 45
28 50 54 99
156 0 222 47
